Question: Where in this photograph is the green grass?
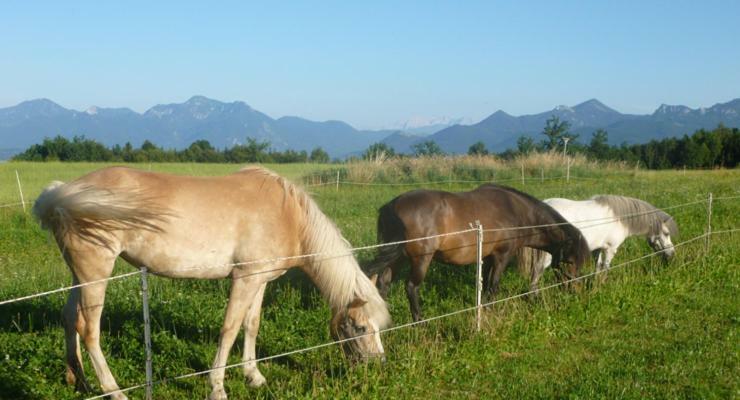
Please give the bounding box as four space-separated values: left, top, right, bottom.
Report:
0 162 738 399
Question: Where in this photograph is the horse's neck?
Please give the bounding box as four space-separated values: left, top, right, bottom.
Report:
299 201 361 312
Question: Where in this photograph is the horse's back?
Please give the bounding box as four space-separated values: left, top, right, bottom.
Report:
58 167 305 278
544 197 623 251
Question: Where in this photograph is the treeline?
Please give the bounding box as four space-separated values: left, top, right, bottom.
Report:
494 120 739 168
11 122 740 169
13 137 331 163
363 121 740 169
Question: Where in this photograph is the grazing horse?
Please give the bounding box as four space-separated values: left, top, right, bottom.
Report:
365 184 590 322
33 166 390 400
518 195 679 290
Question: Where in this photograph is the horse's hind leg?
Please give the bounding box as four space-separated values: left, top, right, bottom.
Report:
63 286 91 392
242 282 267 387
209 276 265 400
406 254 433 322
75 260 127 399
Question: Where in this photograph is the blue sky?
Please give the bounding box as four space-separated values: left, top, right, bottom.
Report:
1 1 739 129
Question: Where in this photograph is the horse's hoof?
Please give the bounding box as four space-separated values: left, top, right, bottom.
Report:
246 371 266 388
208 388 228 400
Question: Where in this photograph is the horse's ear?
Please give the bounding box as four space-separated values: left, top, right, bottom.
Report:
349 296 367 309
369 273 378 286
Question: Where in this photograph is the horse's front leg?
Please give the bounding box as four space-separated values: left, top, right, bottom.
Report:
481 256 495 299
529 252 551 295
406 254 433 322
242 282 267 387
597 246 617 283
486 251 512 299
209 275 265 400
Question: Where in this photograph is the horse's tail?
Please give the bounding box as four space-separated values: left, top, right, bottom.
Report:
33 180 168 247
516 246 550 277
364 202 406 278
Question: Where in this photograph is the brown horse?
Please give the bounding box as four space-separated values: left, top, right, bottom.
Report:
365 184 589 322
33 166 390 400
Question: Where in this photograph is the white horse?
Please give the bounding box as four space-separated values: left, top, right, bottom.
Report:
519 195 678 291
33 166 391 400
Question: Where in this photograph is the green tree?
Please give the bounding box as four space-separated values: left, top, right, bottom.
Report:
467 141 488 156
541 116 571 151
516 136 536 154
363 142 396 160
588 129 610 159
412 140 444 157
309 147 330 163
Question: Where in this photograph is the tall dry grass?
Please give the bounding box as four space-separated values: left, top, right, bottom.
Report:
311 152 631 184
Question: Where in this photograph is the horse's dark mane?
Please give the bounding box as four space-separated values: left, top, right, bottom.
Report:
476 184 588 263
477 183 571 225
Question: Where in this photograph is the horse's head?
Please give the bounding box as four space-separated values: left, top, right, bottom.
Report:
648 217 677 260
553 231 590 288
330 295 386 363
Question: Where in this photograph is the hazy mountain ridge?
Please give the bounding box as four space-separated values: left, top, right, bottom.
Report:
0 96 393 157
401 98 740 153
1 96 738 158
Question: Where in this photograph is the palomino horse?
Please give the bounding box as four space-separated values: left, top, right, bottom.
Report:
518 195 679 290
365 184 590 322
33 166 390 400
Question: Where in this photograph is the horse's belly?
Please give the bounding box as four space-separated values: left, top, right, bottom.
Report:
122 231 237 279
435 250 476 266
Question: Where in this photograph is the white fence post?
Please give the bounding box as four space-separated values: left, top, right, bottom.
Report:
705 193 713 252
475 220 483 332
140 267 153 400
520 164 525 185
335 170 340 191
15 170 26 213
566 158 570 183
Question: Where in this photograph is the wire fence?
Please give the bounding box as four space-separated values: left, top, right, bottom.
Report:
0 183 737 399
83 227 739 400
1 194 727 306
303 174 609 188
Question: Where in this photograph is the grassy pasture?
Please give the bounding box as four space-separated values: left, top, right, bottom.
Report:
0 162 738 399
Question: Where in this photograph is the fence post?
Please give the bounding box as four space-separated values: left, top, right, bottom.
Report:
520 164 524 185
705 193 713 252
335 170 340 191
566 158 570 183
540 167 544 183
15 170 26 213
140 267 153 400
475 220 483 332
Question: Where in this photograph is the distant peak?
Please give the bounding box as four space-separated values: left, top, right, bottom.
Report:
14 98 68 114
654 104 692 115
22 98 61 107
554 104 574 112
186 95 218 104
573 98 618 114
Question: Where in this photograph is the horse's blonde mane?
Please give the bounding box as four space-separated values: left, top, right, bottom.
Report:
239 166 391 328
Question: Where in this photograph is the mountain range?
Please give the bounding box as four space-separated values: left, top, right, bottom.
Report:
1 96 738 159
387 98 740 154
